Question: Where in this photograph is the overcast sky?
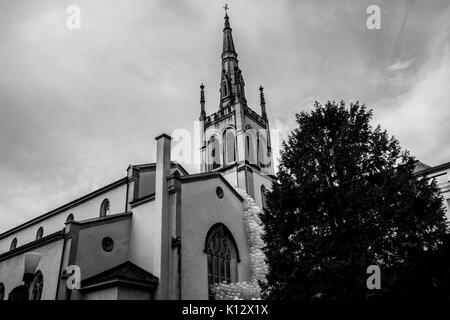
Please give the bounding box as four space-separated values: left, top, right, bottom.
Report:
1 0 449 232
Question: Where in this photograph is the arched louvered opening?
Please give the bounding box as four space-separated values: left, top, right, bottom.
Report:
208 135 221 171
223 129 236 165
258 132 267 167
245 129 257 165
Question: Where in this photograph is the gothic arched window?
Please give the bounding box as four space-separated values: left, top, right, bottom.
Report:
66 213 74 223
261 185 268 208
205 224 239 299
100 199 110 217
223 129 236 165
258 132 269 167
208 135 221 170
0 283 5 301
36 227 44 240
10 238 17 251
29 271 43 301
245 129 257 165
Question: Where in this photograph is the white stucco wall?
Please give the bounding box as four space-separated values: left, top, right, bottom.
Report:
128 200 159 276
180 177 251 300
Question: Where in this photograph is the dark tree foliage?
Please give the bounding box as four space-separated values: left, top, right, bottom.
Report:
261 101 450 300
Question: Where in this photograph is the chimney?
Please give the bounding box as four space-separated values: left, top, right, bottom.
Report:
154 133 172 299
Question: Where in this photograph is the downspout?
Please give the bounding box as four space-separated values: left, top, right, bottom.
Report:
125 176 129 212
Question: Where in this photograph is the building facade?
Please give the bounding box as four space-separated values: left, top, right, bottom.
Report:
0 13 274 300
415 161 450 219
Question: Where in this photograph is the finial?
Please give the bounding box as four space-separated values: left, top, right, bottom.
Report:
200 83 206 118
259 85 267 119
200 83 205 103
259 86 265 105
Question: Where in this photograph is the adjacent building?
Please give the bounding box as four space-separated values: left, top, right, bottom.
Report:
415 160 450 218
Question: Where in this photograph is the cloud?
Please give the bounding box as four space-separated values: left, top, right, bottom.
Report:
0 0 449 232
375 45 450 165
387 58 415 72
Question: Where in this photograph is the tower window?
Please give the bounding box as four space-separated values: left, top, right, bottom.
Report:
208 136 221 170
10 238 17 251
205 224 239 299
100 199 110 217
36 227 44 240
245 129 257 165
261 185 268 208
258 133 268 167
223 129 236 165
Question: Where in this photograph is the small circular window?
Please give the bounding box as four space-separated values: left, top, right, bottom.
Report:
216 186 224 199
102 237 114 252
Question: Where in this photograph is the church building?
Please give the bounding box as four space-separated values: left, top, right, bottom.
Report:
0 12 274 300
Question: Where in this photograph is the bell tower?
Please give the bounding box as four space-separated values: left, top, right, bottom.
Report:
199 8 274 204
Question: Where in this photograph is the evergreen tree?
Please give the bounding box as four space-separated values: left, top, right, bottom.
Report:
261 101 450 300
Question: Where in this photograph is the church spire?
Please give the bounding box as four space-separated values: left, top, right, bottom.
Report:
222 5 236 59
219 6 246 109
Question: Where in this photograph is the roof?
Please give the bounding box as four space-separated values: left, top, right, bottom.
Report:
0 230 65 262
131 161 189 175
81 261 158 292
415 161 450 176
177 171 244 201
0 161 188 239
0 177 128 240
69 212 132 229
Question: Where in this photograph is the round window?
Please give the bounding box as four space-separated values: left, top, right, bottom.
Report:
102 237 114 252
216 186 224 199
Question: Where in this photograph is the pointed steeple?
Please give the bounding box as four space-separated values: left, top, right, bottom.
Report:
222 13 236 59
219 8 246 109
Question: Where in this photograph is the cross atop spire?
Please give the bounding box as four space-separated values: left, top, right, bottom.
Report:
223 3 229 16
